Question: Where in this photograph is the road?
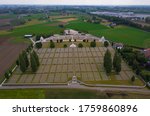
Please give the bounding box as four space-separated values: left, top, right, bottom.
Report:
0 83 150 94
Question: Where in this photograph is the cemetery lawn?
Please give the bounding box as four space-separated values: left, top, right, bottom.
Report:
7 47 144 86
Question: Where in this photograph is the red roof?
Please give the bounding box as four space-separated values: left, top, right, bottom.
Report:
143 48 150 58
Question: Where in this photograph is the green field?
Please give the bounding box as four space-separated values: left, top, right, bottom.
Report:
10 23 63 36
65 20 108 31
0 89 108 99
65 20 150 48
0 14 150 47
0 22 63 43
0 88 150 99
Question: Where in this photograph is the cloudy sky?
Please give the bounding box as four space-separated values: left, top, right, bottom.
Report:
0 0 150 5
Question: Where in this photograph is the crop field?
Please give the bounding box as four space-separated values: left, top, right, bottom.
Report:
0 37 27 82
57 18 77 23
0 13 149 48
7 47 143 86
65 20 150 48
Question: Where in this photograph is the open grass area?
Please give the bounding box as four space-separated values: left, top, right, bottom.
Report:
9 23 63 37
42 41 103 48
15 19 45 28
0 89 108 99
0 13 17 19
0 22 63 43
65 20 108 32
65 20 150 48
86 79 144 86
1 14 150 48
0 88 149 99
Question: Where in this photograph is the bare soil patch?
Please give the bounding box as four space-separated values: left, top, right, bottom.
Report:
57 18 77 23
0 37 27 81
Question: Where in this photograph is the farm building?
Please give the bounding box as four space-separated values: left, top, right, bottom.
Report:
113 43 124 49
24 34 32 38
142 48 150 59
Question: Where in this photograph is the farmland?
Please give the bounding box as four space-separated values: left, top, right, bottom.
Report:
0 37 27 82
0 12 148 86
65 20 150 48
0 6 150 99
6 47 144 86
0 13 150 47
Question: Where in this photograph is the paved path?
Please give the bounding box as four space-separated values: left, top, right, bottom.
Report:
1 83 150 94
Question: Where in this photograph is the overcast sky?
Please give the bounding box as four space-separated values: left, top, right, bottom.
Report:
0 0 150 5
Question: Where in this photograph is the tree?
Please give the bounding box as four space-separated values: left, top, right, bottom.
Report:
132 60 138 70
131 76 135 82
140 70 150 82
22 50 29 68
115 55 121 73
136 53 147 64
78 43 83 48
35 35 41 41
63 44 67 48
136 67 141 75
35 42 42 49
58 24 64 28
104 49 112 74
32 50 40 66
104 41 109 47
19 54 26 73
113 52 117 68
16 59 19 65
113 52 121 74
50 41 55 48
30 53 38 72
5 71 10 79
90 41 96 47
83 39 86 42
145 17 150 24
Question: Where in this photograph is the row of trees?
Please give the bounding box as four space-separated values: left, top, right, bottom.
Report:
4 44 33 79
36 40 97 49
104 49 121 74
18 50 40 73
118 47 150 82
99 15 150 32
145 17 150 24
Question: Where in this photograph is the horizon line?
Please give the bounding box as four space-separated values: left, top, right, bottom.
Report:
0 4 150 6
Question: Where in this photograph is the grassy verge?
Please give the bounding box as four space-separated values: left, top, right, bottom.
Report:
0 88 108 99
0 88 150 99
85 79 144 86
42 41 103 48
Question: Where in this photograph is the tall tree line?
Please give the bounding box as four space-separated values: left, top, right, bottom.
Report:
103 50 121 74
18 50 40 73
